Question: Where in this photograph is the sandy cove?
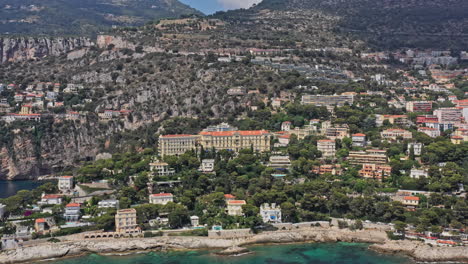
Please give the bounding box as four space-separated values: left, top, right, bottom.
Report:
0 228 467 263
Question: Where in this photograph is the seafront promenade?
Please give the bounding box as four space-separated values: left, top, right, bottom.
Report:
1 223 467 264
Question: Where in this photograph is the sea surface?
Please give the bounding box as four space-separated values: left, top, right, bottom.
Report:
0 180 44 198
47 242 415 264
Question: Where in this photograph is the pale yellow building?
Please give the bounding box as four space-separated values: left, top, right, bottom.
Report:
199 130 271 152
158 134 200 157
115 208 139 233
317 139 336 158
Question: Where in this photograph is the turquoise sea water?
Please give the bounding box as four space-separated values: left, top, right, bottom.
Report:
0 180 44 198
47 242 415 264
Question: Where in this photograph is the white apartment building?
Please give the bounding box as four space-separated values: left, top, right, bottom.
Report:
317 139 336 157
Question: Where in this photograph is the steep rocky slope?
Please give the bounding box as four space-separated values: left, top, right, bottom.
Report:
0 37 93 63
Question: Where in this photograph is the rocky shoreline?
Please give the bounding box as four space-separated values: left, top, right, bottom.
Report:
0 228 466 263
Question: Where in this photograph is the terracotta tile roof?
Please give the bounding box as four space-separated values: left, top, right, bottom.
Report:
160 134 196 138
227 200 246 205
35 218 46 223
66 203 80 207
352 133 366 137
224 194 236 199
200 130 270 136
404 196 419 201
317 139 334 142
42 194 61 199
60 176 73 178
151 193 173 197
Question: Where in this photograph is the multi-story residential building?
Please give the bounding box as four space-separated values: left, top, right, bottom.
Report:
58 176 74 191
226 200 246 216
406 101 433 112
410 168 428 179
202 123 238 132
416 115 438 124
352 133 366 147
199 130 272 153
381 129 412 140
200 159 215 172
358 164 392 180
63 203 81 222
418 127 441 138
317 139 336 157
348 150 388 165
311 164 342 176
98 199 120 209
158 134 200 157
149 193 174 205
324 125 349 140
407 143 422 156
260 203 282 223
434 107 463 123
375 115 408 127
267 156 292 170
115 208 139 233
281 121 292 131
149 160 175 176
301 94 354 106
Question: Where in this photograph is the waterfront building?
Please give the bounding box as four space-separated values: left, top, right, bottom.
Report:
115 208 139 233
63 203 81 222
260 203 282 223
226 200 246 216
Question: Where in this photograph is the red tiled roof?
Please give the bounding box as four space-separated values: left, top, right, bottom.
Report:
35 218 46 223
352 133 366 137
227 200 246 205
42 194 61 199
200 130 270 136
160 134 196 138
151 193 173 197
404 196 419 201
224 194 235 199
66 203 80 207
60 176 73 178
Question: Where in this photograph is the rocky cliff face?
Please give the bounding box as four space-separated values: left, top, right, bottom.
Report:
0 121 100 180
0 37 94 63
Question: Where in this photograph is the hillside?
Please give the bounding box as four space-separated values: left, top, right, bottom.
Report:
253 0 468 50
0 0 202 36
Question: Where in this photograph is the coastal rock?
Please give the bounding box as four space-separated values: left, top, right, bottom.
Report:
216 246 250 256
369 240 468 262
